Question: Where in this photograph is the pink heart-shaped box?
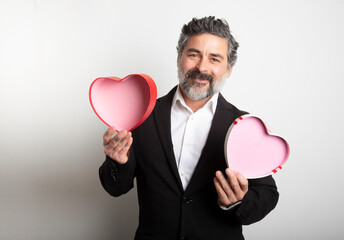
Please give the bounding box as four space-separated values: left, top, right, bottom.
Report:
89 74 157 131
225 115 290 179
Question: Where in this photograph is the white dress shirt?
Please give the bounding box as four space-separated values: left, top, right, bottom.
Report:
171 86 218 190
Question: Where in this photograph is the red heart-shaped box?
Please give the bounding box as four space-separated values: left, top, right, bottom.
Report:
89 74 157 131
225 115 290 179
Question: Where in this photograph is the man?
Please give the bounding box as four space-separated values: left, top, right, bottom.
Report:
99 16 279 240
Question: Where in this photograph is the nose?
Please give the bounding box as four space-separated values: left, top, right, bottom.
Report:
196 57 210 73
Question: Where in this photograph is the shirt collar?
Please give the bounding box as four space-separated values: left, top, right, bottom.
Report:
172 85 218 114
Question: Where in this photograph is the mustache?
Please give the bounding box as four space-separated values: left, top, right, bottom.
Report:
185 69 214 83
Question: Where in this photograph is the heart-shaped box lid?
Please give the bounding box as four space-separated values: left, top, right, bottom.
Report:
225 115 290 179
89 74 157 131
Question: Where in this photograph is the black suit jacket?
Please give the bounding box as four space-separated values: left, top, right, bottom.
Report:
99 87 279 240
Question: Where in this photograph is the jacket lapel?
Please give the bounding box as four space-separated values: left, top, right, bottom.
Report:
185 94 238 194
153 86 184 191
153 89 243 194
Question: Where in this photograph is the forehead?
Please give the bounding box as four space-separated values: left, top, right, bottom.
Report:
183 33 228 55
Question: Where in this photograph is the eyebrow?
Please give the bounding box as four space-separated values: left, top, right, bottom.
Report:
210 53 224 60
186 48 201 54
186 48 225 60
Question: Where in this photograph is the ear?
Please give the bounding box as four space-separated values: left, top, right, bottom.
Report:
177 55 181 66
226 66 233 78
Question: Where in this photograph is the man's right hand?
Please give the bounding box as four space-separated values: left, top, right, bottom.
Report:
103 127 133 164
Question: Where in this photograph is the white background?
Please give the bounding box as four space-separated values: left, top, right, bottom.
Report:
1 0 344 239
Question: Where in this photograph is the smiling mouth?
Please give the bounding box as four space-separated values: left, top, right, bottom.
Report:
194 78 209 83
184 69 214 88
190 78 210 87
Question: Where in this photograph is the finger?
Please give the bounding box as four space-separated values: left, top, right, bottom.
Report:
103 126 117 146
225 168 241 194
214 175 240 206
109 130 132 154
114 130 130 146
226 170 248 201
121 136 133 156
214 177 232 206
123 132 133 149
112 134 133 163
106 130 126 148
215 171 235 200
104 130 126 155
214 177 227 198
234 171 249 193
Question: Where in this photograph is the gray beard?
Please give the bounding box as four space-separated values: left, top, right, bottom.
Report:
178 67 227 101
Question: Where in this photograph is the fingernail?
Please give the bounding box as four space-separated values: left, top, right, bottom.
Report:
114 137 120 142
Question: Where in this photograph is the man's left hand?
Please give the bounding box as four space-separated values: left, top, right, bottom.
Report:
214 168 248 207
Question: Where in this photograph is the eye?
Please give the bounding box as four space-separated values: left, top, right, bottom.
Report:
211 58 220 63
189 53 198 58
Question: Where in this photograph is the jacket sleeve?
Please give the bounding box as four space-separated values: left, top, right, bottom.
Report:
235 175 279 225
98 147 136 197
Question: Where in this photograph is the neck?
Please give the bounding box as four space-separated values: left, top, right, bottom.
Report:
180 87 212 112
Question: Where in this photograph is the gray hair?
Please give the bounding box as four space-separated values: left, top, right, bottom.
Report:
177 16 239 68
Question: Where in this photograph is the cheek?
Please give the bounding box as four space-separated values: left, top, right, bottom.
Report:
213 66 228 79
180 58 196 72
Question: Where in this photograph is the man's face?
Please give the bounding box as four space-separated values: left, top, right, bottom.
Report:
177 33 232 101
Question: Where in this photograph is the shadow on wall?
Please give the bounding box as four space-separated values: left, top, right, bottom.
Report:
0 149 139 240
